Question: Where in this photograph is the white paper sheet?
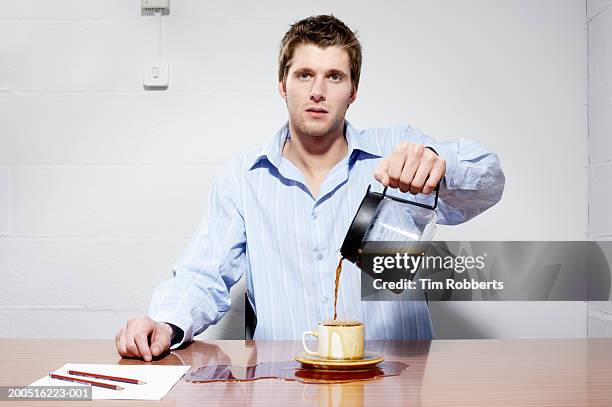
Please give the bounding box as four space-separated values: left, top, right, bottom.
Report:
29 363 191 400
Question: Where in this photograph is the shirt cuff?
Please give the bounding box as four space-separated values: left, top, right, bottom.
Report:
426 144 458 190
149 312 194 350
166 323 184 347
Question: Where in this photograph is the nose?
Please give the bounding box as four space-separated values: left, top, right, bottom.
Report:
309 76 326 103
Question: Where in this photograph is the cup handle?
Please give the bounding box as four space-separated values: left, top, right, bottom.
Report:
302 331 318 356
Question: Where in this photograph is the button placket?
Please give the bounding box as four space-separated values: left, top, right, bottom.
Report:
311 203 327 321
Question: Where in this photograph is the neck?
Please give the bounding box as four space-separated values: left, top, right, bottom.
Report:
283 122 348 176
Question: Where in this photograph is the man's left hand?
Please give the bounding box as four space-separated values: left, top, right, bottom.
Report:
374 142 446 195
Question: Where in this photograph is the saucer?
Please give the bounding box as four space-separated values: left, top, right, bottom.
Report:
295 353 384 370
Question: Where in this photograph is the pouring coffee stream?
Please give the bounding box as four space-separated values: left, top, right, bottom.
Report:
333 256 344 320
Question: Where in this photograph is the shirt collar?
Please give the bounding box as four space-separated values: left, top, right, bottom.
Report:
248 121 382 171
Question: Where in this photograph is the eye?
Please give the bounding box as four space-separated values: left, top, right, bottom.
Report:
329 74 343 82
297 72 311 80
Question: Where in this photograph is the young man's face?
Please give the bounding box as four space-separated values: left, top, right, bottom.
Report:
280 44 357 139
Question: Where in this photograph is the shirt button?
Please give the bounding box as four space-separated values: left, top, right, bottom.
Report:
322 297 328 303
311 211 318 219
316 253 324 261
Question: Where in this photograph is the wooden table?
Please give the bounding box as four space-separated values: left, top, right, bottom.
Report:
1 338 612 406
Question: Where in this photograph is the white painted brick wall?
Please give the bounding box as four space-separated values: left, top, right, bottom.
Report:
9 165 215 236
0 93 283 165
588 0 612 20
0 0 592 340
0 167 8 235
588 302 612 337
587 0 612 337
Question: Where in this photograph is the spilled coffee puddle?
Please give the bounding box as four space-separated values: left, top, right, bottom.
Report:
183 361 408 384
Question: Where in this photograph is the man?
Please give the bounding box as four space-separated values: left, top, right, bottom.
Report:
116 15 504 361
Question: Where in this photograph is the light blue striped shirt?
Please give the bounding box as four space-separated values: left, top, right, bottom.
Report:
149 121 505 345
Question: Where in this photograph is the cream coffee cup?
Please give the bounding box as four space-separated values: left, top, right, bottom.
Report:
302 320 364 360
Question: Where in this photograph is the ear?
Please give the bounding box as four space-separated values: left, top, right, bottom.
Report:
278 81 287 100
349 85 358 105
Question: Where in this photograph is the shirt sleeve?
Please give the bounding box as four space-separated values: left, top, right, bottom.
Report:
148 161 246 349
399 125 506 225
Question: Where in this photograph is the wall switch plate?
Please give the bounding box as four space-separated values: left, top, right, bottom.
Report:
141 0 169 15
143 59 169 90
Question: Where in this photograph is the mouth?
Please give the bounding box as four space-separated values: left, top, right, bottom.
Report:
305 107 329 118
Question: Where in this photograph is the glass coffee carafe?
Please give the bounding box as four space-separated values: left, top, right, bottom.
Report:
340 184 439 267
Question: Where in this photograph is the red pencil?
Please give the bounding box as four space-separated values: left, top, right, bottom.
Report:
49 373 124 390
67 370 146 385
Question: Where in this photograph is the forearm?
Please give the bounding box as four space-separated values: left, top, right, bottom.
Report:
147 160 247 348
428 138 505 225
148 267 232 349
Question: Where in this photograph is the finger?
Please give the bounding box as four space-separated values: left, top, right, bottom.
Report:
387 145 410 189
116 327 126 356
115 328 122 355
374 157 391 187
398 152 421 193
125 319 141 358
151 325 171 357
410 157 434 195
134 331 152 362
422 161 445 195
125 336 139 358
131 317 155 361
118 327 129 357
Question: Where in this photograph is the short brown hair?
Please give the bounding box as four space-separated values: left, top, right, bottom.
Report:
278 15 362 91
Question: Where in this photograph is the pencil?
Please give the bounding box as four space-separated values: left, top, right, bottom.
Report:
49 373 124 390
67 370 146 385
